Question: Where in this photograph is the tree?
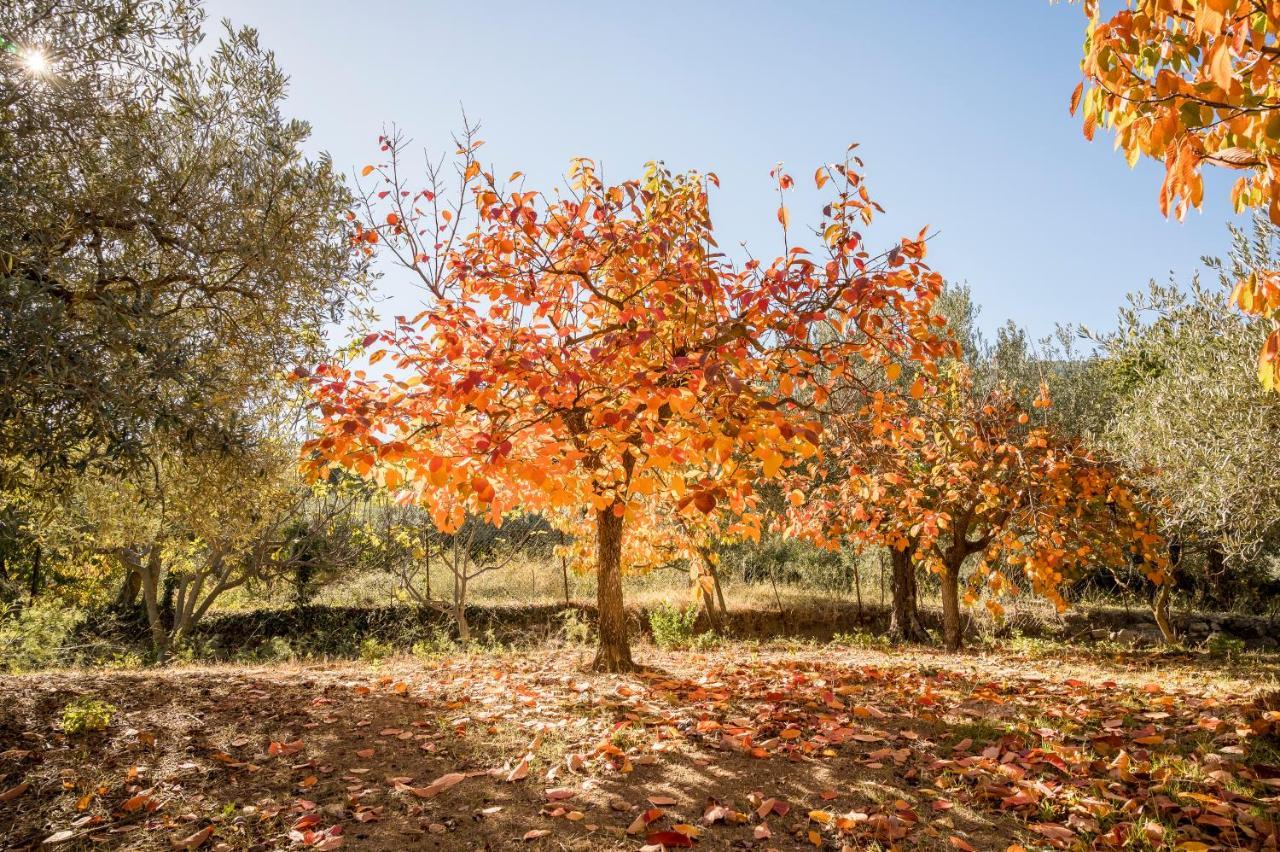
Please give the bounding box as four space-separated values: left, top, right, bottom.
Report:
792 364 1167 651
1098 221 1280 610
391 512 547 645
303 132 947 670
1068 0 1280 388
0 0 360 485
81 438 352 661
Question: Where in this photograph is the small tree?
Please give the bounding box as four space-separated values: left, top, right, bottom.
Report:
794 365 1167 651
390 513 544 645
303 134 947 670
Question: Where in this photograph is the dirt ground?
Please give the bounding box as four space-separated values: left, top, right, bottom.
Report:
1 641 1277 850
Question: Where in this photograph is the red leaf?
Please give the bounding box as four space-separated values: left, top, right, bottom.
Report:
645 830 694 847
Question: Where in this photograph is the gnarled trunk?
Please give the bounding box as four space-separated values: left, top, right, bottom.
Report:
135 548 171 662
888 546 928 643
592 505 634 672
697 549 728 634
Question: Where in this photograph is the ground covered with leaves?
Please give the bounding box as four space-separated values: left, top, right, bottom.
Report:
1 642 1277 850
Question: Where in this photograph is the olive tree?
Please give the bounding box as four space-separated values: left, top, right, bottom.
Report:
1 0 361 485
1098 221 1280 613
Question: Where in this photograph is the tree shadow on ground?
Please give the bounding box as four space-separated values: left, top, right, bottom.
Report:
0 644 1275 850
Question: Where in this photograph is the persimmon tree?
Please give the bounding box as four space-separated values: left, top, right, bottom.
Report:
1068 0 1280 388
790 365 1167 651
302 129 947 670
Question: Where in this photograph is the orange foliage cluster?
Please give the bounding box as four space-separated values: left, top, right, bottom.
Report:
786 367 1167 621
1072 0 1280 387
302 141 947 570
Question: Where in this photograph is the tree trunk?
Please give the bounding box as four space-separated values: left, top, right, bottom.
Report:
454 601 471 645
592 505 634 672
561 555 571 607
28 545 41 603
114 568 142 608
137 549 171 662
1150 541 1180 645
697 550 728 633
453 562 470 645
888 546 928 643
940 558 963 652
852 554 863 618
1152 580 1176 644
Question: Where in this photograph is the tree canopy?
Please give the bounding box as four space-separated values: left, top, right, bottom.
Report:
0 0 360 486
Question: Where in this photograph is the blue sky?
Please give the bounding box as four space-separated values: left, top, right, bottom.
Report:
203 0 1246 341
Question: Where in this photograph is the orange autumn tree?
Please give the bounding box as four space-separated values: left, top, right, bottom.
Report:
1069 0 1280 387
788 365 1167 651
302 131 947 670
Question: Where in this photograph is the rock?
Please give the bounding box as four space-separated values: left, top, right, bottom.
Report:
1113 627 1161 647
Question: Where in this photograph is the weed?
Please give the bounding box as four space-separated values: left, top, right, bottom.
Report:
61 697 117 734
557 608 592 645
1205 633 1246 659
649 603 700 650
690 630 720 652
832 630 893 651
358 637 393 663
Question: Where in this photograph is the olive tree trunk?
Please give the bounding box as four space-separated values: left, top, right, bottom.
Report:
1151 541 1179 644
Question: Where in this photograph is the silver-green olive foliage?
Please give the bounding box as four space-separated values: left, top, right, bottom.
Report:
1100 220 1280 569
0 0 361 484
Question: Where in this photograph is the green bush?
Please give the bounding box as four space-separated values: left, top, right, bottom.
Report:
557 608 592 645
832 630 893 651
0 603 80 672
649 603 700 650
411 625 457 658
1206 633 1246 659
358 637 393 663
61 697 117 734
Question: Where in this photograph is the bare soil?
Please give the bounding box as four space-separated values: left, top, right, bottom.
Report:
1 642 1277 850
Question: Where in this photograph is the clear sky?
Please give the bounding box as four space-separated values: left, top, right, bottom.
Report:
203 0 1247 341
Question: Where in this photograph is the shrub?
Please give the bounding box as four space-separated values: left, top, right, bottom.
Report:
251 637 296 663
1206 633 1246 659
557 608 592 645
649 604 700 650
0 603 80 672
61 698 117 734
411 625 457 658
359 637 393 663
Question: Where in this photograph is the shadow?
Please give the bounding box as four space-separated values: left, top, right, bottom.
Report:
0 647 1274 850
